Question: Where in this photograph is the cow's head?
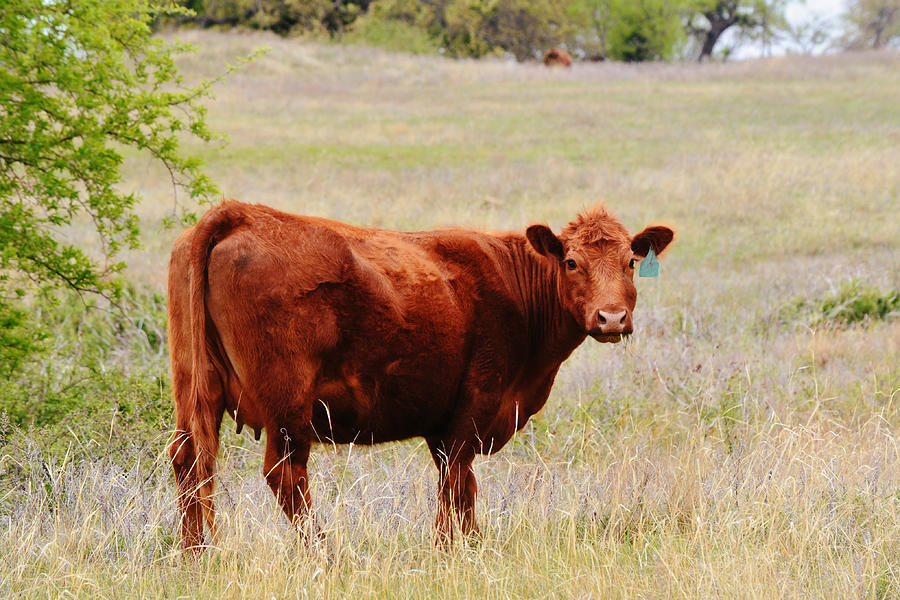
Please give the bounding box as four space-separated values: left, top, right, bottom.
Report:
526 207 674 343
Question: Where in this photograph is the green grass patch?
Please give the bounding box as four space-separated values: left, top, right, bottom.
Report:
343 17 442 55
781 279 900 328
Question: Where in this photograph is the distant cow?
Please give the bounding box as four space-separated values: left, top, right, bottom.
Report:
543 47 572 67
168 201 673 551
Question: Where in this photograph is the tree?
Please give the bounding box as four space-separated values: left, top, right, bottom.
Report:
170 0 375 35
473 0 572 60
566 0 614 58
840 0 900 49
0 0 221 371
606 0 686 62
369 0 572 61
685 0 788 61
785 11 833 55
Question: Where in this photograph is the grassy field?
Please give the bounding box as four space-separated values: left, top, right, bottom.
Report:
2 31 900 598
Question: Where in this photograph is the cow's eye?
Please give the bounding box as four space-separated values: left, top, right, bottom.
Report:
629 258 635 269
565 259 577 271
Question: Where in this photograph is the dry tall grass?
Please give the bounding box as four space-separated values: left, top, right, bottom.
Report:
2 32 899 598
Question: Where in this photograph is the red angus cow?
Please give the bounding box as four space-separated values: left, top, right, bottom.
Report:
168 201 673 551
543 47 573 67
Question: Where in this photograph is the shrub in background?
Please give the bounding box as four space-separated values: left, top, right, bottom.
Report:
779 279 900 329
0 287 169 429
344 12 443 54
605 0 685 61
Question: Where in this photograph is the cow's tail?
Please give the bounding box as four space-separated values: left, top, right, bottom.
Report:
183 201 246 546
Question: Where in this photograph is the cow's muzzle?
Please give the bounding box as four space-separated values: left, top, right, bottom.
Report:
589 332 629 344
588 309 633 341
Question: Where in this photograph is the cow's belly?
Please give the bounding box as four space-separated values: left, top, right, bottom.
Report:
310 367 460 444
308 276 470 444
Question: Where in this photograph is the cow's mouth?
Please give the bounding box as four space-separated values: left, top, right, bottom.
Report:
590 332 629 343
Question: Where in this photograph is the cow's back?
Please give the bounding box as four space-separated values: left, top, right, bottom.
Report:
199 207 490 444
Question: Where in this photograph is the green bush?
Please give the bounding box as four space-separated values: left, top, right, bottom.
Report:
780 279 900 328
0 286 169 429
0 285 173 506
344 15 443 54
0 298 44 379
0 373 172 515
606 0 685 61
361 0 573 60
169 0 372 34
815 281 900 325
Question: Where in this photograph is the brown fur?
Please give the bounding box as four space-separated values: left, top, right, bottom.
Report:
543 47 573 67
168 200 674 551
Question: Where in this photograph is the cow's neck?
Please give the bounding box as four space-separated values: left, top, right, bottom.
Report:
502 236 586 366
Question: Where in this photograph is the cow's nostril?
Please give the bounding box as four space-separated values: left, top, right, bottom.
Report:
596 309 628 334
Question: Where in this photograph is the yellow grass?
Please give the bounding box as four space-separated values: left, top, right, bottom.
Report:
3 31 900 598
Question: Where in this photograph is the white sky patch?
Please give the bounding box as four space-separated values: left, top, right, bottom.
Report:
728 0 848 59
787 0 846 22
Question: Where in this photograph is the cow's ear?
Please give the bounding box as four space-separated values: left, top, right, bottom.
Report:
526 225 565 260
632 225 675 257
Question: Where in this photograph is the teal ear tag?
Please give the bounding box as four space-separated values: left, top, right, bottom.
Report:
639 247 660 278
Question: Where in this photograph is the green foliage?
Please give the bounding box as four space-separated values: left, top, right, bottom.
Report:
457 0 570 61
0 298 44 378
0 286 169 428
441 0 504 58
369 0 572 60
170 0 374 34
565 0 613 57
0 283 171 508
0 372 172 513
0 0 220 374
164 0 795 61
344 13 443 54
814 281 900 325
780 280 900 328
244 0 334 34
606 0 686 61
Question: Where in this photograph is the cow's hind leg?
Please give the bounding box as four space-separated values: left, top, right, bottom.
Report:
428 438 479 545
169 369 224 553
263 416 315 536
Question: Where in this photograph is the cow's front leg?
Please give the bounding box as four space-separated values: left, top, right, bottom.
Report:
428 438 479 545
263 424 314 535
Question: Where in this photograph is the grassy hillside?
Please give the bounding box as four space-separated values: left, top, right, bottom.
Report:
2 31 899 598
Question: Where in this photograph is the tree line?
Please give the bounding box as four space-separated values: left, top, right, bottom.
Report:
167 0 900 61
